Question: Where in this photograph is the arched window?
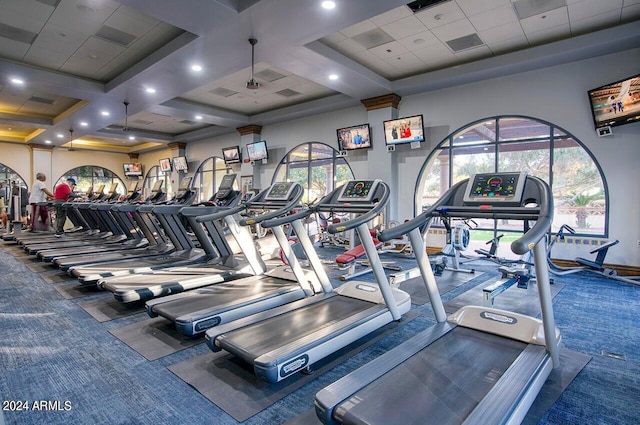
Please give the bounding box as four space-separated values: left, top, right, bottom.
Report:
272 142 354 202
55 165 126 196
143 165 172 199
191 156 235 202
0 164 28 220
0 163 27 189
416 116 607 237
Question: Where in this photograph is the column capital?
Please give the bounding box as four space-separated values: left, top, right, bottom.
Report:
361 93 401 111
236 125 263 136
27 143 55 152
167 142 187 151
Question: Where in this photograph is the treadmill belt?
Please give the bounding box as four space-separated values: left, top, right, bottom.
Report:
218 297 382 363
335 327 527 425
153 276 298 320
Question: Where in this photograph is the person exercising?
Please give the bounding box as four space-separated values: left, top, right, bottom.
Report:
29 173 54 232
54 178 78 237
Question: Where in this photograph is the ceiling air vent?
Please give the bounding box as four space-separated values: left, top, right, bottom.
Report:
132 119 153 125
35 0 61 7
210 87 239 97
352 28 395 50
95 25 137 47
446 33 484 52
254 69 287 82
0 22 37 45
179 120 199 125
512 0 567 20
275 89 301 98
406 0 451 14
28 96 56 105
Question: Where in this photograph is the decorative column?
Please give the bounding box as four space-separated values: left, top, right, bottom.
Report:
236 125 263 193
28 144 54 187
361 93 401 221
168 142 186 194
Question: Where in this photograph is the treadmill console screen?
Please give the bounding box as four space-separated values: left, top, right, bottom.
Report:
337 180 380 202
264 182 296 201
463 172 527 204
215 174 237 199
127 181 139 193
178 177 193 191
151 180 163 193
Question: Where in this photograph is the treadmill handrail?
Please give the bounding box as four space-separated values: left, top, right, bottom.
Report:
379 176 552 255
260 207 315 229
238 185 304 226
326 183 390 234
195 204 245 223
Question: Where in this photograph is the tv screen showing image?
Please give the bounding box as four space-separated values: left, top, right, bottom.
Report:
173 156 188 171
246 140 268 162
123 163 143 177
337 123 372 151
159 158 172 173
222 146 241 165
383 114 425 145
588 74 640 129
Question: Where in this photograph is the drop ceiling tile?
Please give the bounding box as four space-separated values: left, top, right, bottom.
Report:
397 29 441 50
454 44 492 61
368 41 409 60
30 22 89 54
412 42 456 63
381 15 427 40
350 48 386 65
60 36 125 78
525 24 571 45
47 0 119 37
486 35 530 54
478 21 526 44
430 18 477 43
521 7 569 34
104 5 157 38
0 7 48 34
332 37 368 55
369 6 413 26
0 37 30 61
22 45 69 69
321 32 347 45
469 4 519 32
339 19 377 38
570 10 621 35
568 0 624 22
456 0 512 17
622 4 640 20
415 1 466 29
384 51 424 69
623 0 640 5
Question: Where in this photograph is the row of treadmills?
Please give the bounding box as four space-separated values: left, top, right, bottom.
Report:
10 171 561 425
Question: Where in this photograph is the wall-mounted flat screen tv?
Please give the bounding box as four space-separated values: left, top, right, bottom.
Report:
588 73 640 129
123 163 143 177
337 123 372 151
222 146 242 165
173 156 188 171
246 140 268 162
383 114 425 145
159 158 172 173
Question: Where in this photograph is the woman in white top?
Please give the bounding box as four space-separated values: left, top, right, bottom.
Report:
29 173 54 231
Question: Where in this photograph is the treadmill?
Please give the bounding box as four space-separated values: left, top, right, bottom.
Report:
71 176 238 284
51 178 195 270
89 175 268 303
144 180 329 335
204 179 412 383
314 172 561 425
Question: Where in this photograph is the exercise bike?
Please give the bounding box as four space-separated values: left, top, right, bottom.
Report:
547 224 639 286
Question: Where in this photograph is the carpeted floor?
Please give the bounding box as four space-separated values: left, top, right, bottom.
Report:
0 242 638 424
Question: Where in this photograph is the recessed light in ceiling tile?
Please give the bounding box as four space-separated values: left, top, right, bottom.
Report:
101 111 110 116
10 78 24 85
80 122 88 127
146 87 156 94
191 64 203 72
328 74 339 80
321 1 336 10
56 133 64 138
413 38 426 45
195 115 203 120
128 135 135 140
44 140 51 144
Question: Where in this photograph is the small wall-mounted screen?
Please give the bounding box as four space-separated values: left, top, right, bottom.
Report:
222 146 242 165
123 163 143 177
173 156 188 171
337 123 372 151
159 158 172 172
246 140 268 162
588 73 640 129
383 114 425 145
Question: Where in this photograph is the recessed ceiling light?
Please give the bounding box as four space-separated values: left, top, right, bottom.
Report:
146 87 156 94
80 121 88 127
195 115 203 120
10 78 24 85
321 1 336 10
128 135 136 140
44 140 51 144
328 74 339 80
101 111 110 116
413 38 426 45
56 133 64 138
191 64 203 72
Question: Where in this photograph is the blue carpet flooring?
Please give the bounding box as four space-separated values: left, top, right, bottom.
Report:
0 243 638 424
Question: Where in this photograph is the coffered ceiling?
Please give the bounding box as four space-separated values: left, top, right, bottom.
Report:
0 0 639 153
